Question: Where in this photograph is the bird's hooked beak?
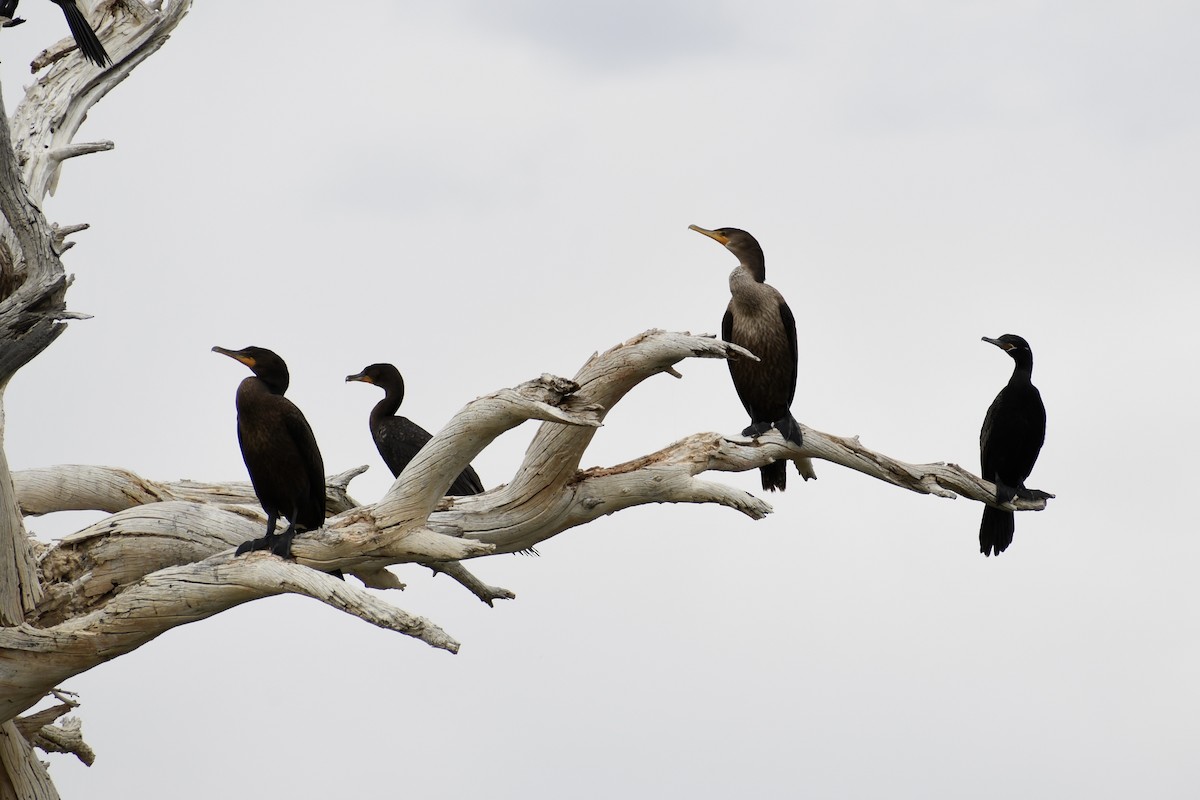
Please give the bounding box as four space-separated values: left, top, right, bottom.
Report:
689 224 730 245
981 336 1016 352
345 371 374 385
212 346 256 368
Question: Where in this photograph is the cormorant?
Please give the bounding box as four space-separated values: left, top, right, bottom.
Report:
1 1 111 66
978 334 1046 556
213 346 326 559
689 224 805 491
346 363 485 496
51 0 109 66
0 0 22 27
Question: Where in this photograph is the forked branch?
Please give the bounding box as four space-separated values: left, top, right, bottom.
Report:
5 329 1055 734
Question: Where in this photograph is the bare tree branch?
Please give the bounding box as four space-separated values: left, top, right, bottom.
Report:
28 717 94 767
430 561 517 607
0 1 197 638
15 464 367 517
0 721 58 800
0 553 459 723
16 698 94 767
18 1 195 199
19 330 1055 612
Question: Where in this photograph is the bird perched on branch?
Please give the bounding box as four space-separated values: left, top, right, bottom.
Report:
0 0 22 27
346 363 485 496
213 346 326 560
978 334 1046 556
1 0 111 66
689 224 811 491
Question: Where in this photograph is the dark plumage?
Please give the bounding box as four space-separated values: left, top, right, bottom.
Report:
346 363 485 496
4 0 112 66
690 224 808 492
213 346 326 559
50 0 109 66
978 334 1046 556
0 0 24 28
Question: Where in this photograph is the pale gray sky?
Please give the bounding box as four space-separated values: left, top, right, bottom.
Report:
4 2 1198 798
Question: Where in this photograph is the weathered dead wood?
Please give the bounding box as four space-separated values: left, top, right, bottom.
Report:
0 0 197 651
0 84 57 627
19 330 1055 597
27 717 93 767
16 696 92 768
15 464 367 517
0 721 57 800
0 552 458 723
17 1 194 200
3 333 1059 785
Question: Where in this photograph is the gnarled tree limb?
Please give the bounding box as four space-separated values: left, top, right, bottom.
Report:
15 464 367 517
0 0 197 638
4 327 1056 784
0 552 458 722
19 331 1055 624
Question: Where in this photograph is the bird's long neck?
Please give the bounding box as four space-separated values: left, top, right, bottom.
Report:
256 370 289 395
729 261 769 306
1009 352 1034 383
370 383 404 428
734 247 766 284
236 377 275 416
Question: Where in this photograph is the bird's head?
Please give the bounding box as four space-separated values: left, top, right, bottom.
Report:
982 334 1035 368
346 363 404 395
213 345 290 394
689 224 766 279
982 334 1032 354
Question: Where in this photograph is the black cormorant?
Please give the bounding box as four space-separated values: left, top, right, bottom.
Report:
346 363 485 496
0 0 20 27
213 346 326 559
690 224 803 492
978 334 1046 556
51 0 109 66
2 1 112 66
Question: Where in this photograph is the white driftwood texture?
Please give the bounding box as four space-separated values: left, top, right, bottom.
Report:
18 331 1055 617
6 330 1057 703
14 464 367 517
0 4 195 796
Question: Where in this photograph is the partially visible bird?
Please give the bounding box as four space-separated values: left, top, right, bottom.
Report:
50 0 109 66
5 0 112 66
213 346 326 559
689 224 811 491
346 363 485 496
978 334 1046 556
0 0 24 28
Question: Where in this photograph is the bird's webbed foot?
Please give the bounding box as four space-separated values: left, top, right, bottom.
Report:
1015 486 1054 502
235 536 273 556
0 0 23 26
741 421 775 438
994 481 1018 505
269 528 298 560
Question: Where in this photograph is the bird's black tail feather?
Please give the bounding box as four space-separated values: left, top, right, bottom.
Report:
760 460 787 492
58 0 110 67
775 413 804 448
979 505 1015 556
448 464 485 496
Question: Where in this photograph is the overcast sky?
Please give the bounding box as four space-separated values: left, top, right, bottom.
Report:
3 1 1198 798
